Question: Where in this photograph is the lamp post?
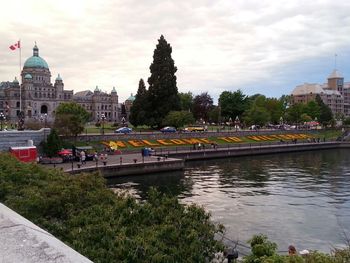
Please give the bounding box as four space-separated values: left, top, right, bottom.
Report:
101 113 105 135
234 116 240 132
0 112 5 131
279 116 283 128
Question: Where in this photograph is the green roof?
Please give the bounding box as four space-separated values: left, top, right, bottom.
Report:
127 93 135 101
23 44 49 69
55 74 62 81
24 74 32 79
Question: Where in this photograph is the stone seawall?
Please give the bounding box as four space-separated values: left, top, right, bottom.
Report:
67 158 184 177
0 128 50 151
163 141 343 161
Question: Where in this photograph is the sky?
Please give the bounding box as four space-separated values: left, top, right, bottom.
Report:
1 0 350 103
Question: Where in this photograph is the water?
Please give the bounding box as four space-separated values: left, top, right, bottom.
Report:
108 149 350 254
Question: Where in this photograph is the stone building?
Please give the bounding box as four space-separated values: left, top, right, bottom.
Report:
291 69 350 117
73 86 119 122
0 44 120 124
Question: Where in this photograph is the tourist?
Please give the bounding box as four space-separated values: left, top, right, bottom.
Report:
288 245 297 256
80 150 86 164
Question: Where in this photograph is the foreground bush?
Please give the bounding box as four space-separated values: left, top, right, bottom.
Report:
0 154 224 263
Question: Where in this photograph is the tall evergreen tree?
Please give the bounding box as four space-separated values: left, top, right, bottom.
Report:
147 35 180 128
129 79 148 127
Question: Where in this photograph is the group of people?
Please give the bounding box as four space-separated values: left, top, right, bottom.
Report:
288 245 310 257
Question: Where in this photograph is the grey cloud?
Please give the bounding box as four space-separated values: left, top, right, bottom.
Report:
1 0 350 101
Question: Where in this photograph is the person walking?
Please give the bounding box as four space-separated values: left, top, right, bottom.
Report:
80 150 86 165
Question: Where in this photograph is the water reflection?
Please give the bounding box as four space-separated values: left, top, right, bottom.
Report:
108 149 350 253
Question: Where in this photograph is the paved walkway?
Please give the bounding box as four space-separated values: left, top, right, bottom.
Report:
43 152 171 172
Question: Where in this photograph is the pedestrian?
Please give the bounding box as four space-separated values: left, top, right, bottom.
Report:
288 245 297 256
80 150 86 164
94 151 98 162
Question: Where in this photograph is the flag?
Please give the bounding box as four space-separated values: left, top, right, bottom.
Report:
9 41 20 51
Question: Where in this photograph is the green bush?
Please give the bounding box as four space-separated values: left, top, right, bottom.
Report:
242 234 350 263
0 154 224 263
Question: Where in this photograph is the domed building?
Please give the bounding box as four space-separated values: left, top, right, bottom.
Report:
0 44 121 124
0 44 73 122
291 69 350 117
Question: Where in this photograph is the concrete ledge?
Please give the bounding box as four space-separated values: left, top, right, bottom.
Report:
0 203 92 263
67 158 184 177
164 142 343 161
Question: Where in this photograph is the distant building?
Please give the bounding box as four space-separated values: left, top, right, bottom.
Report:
291 69 350 117
73 86 119 122
124 93 135 120
0 44 121 124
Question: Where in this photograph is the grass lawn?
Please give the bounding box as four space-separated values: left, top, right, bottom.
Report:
62 129 343 152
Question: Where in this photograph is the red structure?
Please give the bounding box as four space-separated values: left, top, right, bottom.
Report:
9 146 37 163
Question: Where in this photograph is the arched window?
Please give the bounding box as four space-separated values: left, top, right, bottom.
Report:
40 105 48 114
16 101 20 108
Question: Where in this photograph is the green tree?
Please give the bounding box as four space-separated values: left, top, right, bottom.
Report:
243 95 270 126
305 100 320 120
218 90 248 121
265 98 284 124
208 106 220 124
54 102 90 137
42 129 62 157
243 104 270 126
286 103 305 125
147 35 180 128
300 113 312 122
129 79 149 127
193 92 214 122
179 92 194 112
315 95 333 126
162 110 195 128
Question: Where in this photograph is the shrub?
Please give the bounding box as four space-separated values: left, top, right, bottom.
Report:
0 154 224 263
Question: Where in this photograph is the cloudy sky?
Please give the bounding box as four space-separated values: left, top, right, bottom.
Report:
1 0 350 102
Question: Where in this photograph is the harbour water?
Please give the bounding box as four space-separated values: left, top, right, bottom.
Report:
108 149 350 254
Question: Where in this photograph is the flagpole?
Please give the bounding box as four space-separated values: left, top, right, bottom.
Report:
19 39 22 114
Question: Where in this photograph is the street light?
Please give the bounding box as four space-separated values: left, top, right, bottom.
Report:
101 113 106 135
234 116 240 132
0 112 5 131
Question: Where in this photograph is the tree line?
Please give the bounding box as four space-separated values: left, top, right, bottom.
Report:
128 35 334 129
49 35 335 137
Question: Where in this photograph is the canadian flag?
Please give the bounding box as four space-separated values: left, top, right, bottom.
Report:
9 41 20 50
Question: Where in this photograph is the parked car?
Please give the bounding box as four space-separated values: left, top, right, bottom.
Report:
115 127 132 134
184 125 205 132
160 126 177 133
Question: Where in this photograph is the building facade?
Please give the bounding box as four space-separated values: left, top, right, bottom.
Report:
291 69 350 117
0 44 121 124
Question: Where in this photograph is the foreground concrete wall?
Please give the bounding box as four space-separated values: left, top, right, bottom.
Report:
0 128 50 151
0 203 93 263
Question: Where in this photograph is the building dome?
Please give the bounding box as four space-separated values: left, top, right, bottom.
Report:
13 77 19 83
23 44 49 69
55 74 62 81
126 93 135 101
24 74 32 79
